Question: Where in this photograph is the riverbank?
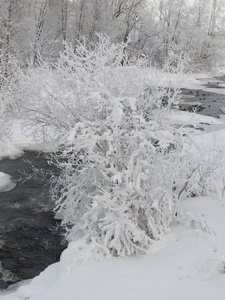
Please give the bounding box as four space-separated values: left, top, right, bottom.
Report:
1 70 225 299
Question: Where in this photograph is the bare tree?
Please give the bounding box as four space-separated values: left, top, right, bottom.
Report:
0 0 225 72
61 0 68 42
208 0 218 36
33 0 49 63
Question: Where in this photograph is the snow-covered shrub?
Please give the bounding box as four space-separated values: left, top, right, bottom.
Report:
181 140 225 199
14 35 181 144
14 34 197 257
32 36 187 257
51 91 185 256
14 35 129 143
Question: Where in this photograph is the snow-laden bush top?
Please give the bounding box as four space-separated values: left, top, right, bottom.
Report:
14 34 211 258
40 35 188 257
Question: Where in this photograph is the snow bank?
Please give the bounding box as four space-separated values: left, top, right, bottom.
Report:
0 140 24 161
151 68 225 95
0 172 16 193
181 72 225 95
156 109 225 127
0 120 58 160
1 195 225 300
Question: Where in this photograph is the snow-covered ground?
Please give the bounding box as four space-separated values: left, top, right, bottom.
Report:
0 173 16 193
0 120 58 161
1 72 225 300
1 195 225 300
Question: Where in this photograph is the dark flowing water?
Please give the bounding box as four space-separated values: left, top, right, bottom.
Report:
179 78 225 118
0 152 66 289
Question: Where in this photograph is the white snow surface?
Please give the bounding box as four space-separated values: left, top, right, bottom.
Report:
0 120 57 160
0 172 16 193
1 71 225 299
1 195 225 300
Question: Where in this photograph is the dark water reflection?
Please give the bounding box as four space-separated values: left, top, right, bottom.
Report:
0 152 66 289
179 88 225 118
179 77 225 118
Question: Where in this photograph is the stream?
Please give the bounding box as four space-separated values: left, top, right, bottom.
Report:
0 152 66 289
179 76 225 118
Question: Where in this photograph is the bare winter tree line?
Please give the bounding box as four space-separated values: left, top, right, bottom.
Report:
0 0 225 75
